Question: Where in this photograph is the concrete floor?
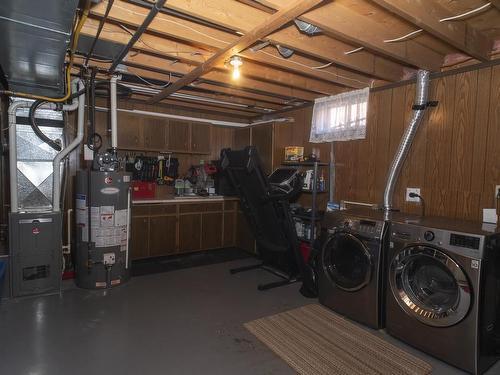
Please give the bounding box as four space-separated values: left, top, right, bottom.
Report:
1 258 499 375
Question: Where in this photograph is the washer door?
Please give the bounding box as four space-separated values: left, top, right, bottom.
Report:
389 245 472 327
322 231 372 292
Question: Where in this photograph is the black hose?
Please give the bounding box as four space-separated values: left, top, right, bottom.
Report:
29 100 62 151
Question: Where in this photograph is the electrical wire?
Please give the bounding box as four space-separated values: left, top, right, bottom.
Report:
311 62 334 70
1 1 90 102
344 47 364 55
439 3 492 22
112 2 232 46
257 50 371 87
384 29 423 43
115 23 208 57
132 71 172 88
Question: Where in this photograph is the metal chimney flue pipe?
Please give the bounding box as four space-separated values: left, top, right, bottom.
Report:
383 70 430 212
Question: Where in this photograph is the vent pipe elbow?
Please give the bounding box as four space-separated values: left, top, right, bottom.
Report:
383 70 430 212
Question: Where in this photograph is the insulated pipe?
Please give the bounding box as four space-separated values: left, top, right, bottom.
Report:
383 70 430 212
108 0 167 73
110 75 120 150
52 79 86 212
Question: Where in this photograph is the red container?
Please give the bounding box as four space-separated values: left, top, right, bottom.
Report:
132 181 156 199
299 241 312 263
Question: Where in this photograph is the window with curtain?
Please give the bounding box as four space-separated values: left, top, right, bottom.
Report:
309 87 369 143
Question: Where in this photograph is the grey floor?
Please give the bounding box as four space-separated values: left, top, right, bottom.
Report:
1 258 499 375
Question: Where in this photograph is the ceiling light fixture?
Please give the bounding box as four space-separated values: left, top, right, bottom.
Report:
229 56 243 80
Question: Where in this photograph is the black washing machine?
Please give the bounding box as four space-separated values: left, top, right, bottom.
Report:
386 217 500 374
318 209 388 329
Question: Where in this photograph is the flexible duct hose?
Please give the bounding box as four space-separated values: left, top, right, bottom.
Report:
383 70 430 212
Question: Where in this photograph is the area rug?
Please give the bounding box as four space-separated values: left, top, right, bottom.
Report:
244 304 432 375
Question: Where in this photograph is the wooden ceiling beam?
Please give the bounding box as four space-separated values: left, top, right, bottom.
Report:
73 56 289 110
491 1 500 11
260 0 445 70
80 22 325 101
91 1 400 84
370 0 493 61
148 0 325 102
158 0 405 80
81 18 344 95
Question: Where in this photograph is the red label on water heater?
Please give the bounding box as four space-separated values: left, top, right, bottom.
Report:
105 177 113 184
32 227 40 235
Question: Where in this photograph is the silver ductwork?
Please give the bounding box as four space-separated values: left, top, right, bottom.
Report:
383 70 430 212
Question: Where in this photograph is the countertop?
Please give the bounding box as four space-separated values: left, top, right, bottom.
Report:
132 184 238 205
132 195 238 205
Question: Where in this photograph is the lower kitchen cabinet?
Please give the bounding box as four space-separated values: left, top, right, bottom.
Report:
179 214 201 252
202 212 223 250
130 199 251 259
149 216 177 256
130 217 149 259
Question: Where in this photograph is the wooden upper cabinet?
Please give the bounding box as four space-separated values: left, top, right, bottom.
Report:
191 122 211 154
168 120 190 152
118 112 142 150
143 117 168 150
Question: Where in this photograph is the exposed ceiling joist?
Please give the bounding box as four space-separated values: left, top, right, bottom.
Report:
90 1 384 88
82 18 346 95
148 0 325 103
491 1 500 11
73 56 293 110
370 0 493 61
147 0 405 81
80 22 326 101
260 0 445 70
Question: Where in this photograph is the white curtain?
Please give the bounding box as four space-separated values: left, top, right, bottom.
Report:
309 87 369 143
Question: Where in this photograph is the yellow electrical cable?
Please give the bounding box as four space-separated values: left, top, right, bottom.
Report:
2 0 90 102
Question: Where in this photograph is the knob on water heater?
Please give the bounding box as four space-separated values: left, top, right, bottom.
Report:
424 231 435 241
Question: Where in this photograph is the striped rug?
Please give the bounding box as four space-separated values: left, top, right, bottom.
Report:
244 304 432 375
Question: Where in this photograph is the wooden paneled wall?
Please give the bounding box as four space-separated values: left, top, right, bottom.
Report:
272 64 500 221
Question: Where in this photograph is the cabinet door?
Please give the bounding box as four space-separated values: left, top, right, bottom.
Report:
130 217 149 259
168 120 190 152
191 122 211 154
149 216 177 256
223 211 236 247
179 214 201 252
144 117 168 151
118 113 143 149
201 212 222 250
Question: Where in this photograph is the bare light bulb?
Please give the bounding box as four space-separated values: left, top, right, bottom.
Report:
232 65 240 80
229 56 242 80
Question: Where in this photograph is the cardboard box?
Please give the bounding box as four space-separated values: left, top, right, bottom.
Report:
284 146 304 162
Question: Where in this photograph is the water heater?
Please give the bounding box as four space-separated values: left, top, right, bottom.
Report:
75 170 131 289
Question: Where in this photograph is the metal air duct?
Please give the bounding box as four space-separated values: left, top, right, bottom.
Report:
383 70 430 212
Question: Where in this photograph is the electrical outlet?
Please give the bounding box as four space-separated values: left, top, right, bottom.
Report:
406 188 421 202
495 185 500 200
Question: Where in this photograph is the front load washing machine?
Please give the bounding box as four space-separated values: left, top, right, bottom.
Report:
318 208 388 329
386 216 500 374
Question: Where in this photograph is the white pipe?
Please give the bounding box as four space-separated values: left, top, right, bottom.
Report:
125 187 131 270
95 106 250 127
62 208 73 253
52 79 86 212
110 75 120 149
